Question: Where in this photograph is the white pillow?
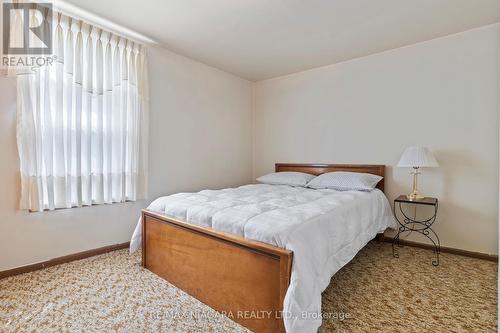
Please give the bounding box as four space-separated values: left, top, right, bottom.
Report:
256 172 316 187
306 171 383 191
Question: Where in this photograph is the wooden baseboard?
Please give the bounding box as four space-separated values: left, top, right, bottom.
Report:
382 237 498 262
0 242 130 280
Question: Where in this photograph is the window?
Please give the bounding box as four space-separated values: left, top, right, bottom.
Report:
15 12 148 212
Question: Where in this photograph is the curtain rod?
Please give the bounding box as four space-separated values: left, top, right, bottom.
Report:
52 0 158 45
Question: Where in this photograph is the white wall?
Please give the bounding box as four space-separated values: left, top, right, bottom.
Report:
147 46 253 198
254 24 500 255
0 45 253 271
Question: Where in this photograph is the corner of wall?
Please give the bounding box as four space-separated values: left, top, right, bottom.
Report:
496 22 500 260
251 82 257 181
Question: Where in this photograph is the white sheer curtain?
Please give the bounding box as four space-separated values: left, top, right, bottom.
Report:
16 12 149 212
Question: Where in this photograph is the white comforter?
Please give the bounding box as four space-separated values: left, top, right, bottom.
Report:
130 184 395 333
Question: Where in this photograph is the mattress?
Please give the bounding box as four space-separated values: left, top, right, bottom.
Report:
130 184 395 333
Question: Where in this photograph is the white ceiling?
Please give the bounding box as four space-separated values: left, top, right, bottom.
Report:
63 0 500 81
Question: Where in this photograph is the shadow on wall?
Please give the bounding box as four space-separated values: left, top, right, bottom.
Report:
434 148 483 198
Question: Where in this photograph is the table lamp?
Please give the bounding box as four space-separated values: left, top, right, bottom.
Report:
397 146 439 200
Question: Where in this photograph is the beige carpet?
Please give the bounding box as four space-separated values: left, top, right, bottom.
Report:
0 242 497 332
319 242 497 332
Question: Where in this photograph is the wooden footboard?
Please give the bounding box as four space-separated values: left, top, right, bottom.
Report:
142 210 293 333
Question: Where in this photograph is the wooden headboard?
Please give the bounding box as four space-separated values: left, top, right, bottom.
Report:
275 163 385 192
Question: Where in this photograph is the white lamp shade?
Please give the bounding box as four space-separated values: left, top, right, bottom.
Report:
397 146 439 168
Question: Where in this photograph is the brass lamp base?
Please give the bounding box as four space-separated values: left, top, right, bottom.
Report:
406 191 424 201
407 167 424 201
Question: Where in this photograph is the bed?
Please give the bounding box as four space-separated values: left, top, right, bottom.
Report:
130 164 395 333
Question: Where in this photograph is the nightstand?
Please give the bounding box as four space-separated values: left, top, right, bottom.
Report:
392 195 440 266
